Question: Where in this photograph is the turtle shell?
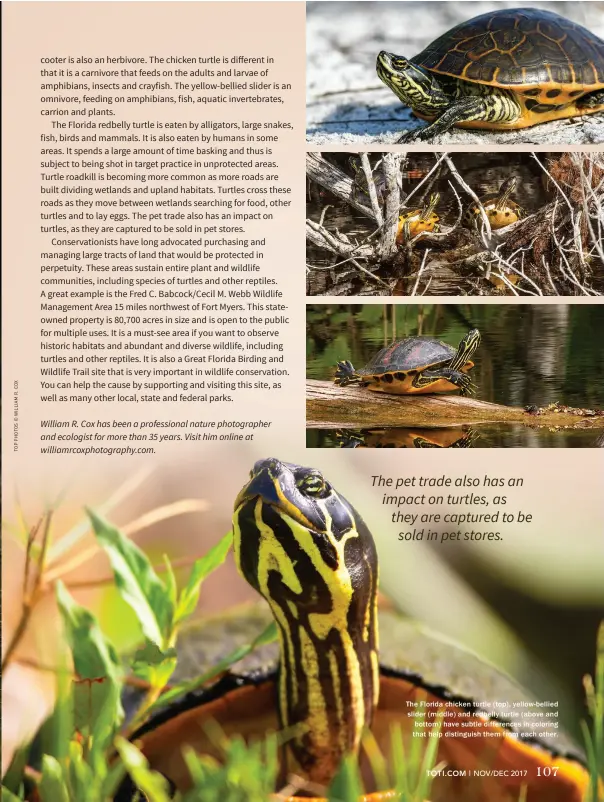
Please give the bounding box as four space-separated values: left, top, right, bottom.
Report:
358 337 456 379
413 8 604 102
117 604 588 802
465 196 522 229
397 208 440 237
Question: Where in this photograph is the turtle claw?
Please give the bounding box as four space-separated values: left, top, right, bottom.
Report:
396 128 425 144
334 360 357 387
459 376 477 397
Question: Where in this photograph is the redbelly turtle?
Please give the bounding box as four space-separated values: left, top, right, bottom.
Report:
334 329 480 396
116 459 590 802
376 8 604 143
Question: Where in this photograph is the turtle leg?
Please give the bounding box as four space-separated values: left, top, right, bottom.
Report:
334 360 361 387
577 89 604 110
397 94 521 143
412 368 476 396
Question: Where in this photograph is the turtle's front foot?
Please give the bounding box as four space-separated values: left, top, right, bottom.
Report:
458 374 477 397
334 360 357 387
395 127 427 144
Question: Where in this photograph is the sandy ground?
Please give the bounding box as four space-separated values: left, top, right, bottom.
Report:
306 1 604 145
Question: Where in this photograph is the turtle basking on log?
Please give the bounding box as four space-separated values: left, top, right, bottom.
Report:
334 329 481 396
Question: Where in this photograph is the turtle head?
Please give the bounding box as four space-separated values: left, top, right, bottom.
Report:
232 458 379 787
498 177 518 204
348 155 362 175
461 328 481 360
234 457 352 539
421 192 441 220
376 51 449 115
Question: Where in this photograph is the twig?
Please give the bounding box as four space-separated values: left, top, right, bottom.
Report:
360 153 383 227
410 248 431 296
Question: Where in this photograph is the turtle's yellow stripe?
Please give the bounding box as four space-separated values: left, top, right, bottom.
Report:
281 506 367 760
233 481 379 787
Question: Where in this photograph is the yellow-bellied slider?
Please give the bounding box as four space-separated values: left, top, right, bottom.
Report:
334 329 480 396
396 193 441 245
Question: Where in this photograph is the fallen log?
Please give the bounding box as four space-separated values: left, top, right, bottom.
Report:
306 379 604 430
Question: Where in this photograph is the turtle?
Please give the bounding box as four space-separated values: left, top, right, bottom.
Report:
376 8 604 143
396 192 441 244
115 458 590 802
334 328 481 396
464 177 524 231
336 426 476 448
463 176 524 290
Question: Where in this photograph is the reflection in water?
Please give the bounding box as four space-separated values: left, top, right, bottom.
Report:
306 304 604 448
308 425 599 448
335 427 477 448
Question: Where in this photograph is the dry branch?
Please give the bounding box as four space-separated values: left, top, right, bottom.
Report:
306 152 604 296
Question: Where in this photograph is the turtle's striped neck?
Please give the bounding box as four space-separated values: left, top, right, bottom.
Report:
233 459 379 787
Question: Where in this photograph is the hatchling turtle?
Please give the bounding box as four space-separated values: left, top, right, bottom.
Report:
116 458 590 802
334 328 481 396
396 192 441 244
376 8 604 143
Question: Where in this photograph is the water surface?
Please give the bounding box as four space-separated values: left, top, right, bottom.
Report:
306 304 604 447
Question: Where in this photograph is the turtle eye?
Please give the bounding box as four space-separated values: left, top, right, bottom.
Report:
297 471 328 497
393 57 409 70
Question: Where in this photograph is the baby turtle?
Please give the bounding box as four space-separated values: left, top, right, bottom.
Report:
396 192 440 244
334 328 480 396
376 8 604 143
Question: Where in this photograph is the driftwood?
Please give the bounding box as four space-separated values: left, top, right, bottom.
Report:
306 380 604 430
306 153 375 219
306 152 604 296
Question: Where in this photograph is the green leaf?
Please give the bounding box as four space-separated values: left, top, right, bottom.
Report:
1 788 24 802
87 509 171 646
174 532 232 625
150 621 277 713
132 640 178 689
162 555 177 614
1 746 30 795
114 737 172 802
38 755 69 802
55 581 123 749
67 740 95 802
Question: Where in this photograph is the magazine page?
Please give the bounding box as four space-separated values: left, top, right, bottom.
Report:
2 1 603 801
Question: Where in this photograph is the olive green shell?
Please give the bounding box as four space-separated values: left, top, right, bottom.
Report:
413 8 604 91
